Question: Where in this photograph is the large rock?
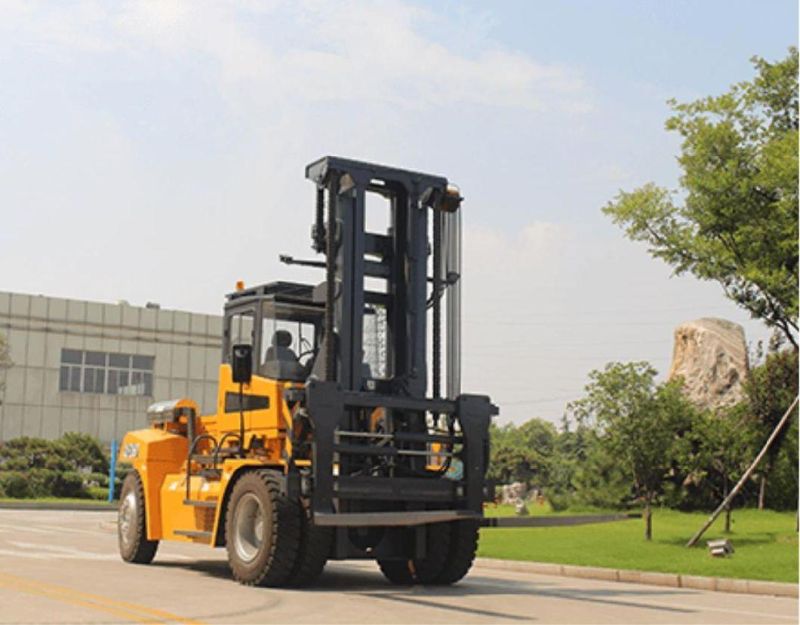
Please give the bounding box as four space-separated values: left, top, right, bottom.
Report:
668 318 749 410
500 482 528 505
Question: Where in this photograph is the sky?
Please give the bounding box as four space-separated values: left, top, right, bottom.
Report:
0 0 796 424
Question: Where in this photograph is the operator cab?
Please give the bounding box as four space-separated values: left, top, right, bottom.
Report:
222 281 324 383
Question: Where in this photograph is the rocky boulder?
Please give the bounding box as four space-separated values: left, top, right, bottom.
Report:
668 318 749 410
500 481 528 505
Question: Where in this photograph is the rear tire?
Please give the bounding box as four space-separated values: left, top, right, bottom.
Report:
378 520 479 586
118 471 159 564
225 470 302 587
377 560 415 585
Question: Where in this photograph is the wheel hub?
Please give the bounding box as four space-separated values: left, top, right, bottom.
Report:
119 491 137 547
233 493 266 563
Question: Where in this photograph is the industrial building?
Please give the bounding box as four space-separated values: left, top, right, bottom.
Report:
0 291 222 443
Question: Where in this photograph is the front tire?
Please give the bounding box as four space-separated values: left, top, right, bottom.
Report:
432 520 479 584
118 471 159 564
413 522 452 583
289 504 333 586
225 470 302 586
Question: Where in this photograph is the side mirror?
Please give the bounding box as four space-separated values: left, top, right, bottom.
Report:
231 344 253 384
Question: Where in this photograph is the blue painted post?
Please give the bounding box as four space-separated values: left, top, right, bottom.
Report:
108 439 118 503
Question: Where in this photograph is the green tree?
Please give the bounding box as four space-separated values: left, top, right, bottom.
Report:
603 49 798 349
517 418 557 487
488 418 557 488
681 407 760 531
569 429 631 509
761 416 798 510
568 362 696 540
543 421 581 510
744 348 799 507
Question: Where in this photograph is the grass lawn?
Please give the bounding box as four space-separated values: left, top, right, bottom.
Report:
0 496 113 506
478 504 798 583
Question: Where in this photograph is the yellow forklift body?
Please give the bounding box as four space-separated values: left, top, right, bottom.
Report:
119 364 299 543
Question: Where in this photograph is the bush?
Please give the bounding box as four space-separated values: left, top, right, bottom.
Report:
88 472 109 488
52 471 90 499
88 486 108 500
547 491 572 512
27 469 58 497
0 437 58 471
56 432 108 474
0 432 110 499
0 471 32 498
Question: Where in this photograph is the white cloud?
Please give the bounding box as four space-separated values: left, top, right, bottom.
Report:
0 0 772 427
0 0 591 113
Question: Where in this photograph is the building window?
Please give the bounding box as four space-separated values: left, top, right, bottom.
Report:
59 349 154 396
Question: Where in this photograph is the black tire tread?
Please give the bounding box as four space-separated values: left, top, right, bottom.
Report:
433 520 479 584
289 505 333 586
118 471 159 564
225 470 302 587
377 559 415 585
413 522 452 584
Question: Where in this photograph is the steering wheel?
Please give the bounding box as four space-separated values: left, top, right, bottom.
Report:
297 348 316 366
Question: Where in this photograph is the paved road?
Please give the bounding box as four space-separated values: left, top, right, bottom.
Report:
0 510 795 624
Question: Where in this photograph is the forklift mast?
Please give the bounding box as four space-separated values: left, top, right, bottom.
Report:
305 155 460 397
289 156 498 533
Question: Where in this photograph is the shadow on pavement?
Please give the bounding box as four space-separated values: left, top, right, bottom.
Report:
151 559 697 622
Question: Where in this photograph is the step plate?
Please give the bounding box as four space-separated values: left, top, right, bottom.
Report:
183 499 217 508
174 529 212 539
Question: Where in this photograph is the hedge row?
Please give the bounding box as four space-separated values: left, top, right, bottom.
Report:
0 433 126 500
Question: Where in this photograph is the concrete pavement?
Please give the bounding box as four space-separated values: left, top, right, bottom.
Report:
0 509 796 624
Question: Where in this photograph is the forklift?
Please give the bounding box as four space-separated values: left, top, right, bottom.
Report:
117 156 498 586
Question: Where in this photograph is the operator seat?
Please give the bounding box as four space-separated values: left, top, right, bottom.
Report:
261 330 305 382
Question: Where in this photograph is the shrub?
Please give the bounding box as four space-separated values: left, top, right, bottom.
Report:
87 472 109 488
28 469 59 497
0 471 32 498
56 432 109 474
547 491 572 512
52 471 89 499
88 486 108 500
0 432 113 499
0 437 57 471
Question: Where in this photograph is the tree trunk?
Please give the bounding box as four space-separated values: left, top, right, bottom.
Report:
758 474 767 510
644 500 652 541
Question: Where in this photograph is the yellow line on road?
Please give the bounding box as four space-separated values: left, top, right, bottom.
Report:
0 572 205 625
